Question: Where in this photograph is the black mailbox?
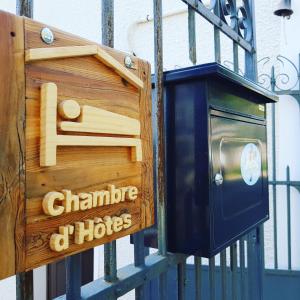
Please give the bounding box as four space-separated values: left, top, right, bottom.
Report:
165 63 277 257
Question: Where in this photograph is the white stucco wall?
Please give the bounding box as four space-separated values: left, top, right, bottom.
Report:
272 1 300 270
0 0 298 299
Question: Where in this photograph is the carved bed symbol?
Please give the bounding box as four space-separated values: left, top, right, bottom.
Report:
40 82 142 166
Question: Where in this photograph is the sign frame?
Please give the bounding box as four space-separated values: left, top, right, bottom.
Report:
0 11 154 279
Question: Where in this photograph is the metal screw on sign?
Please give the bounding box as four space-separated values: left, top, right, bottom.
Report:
40 27 54 44
124 55 133 68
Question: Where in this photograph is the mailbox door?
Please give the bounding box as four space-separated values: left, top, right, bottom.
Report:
210 110 268 254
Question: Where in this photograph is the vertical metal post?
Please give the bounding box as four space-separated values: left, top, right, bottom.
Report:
16 0 33 18
245 4 264 300
66 254 82 300
230 243 238 300
213 2 221 63
16 273 33 300
188 1 197 65
153 0 166 259
232 0 239 73
231 6 239 297
286 166 292 270
247 228 264 300
245 2 264 299
102 0 114 48
188 3 198 297
102 1 118 295
178 261 186 300
220 251 227 300
244 0 257 82
209 257 216 300
104 243 117 282
16 1 33 299
271 66 278 269
153 1 168 299
195 257 202 300
133 232 146 300
239 237 246 300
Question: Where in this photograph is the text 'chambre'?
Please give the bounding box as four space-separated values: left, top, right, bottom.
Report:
42 184 138 252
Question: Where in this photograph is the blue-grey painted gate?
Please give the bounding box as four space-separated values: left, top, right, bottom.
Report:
13 1 280 300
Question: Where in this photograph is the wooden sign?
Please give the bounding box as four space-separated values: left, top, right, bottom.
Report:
0 11 153 279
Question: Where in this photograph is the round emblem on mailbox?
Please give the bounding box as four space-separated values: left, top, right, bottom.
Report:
240 143 261 186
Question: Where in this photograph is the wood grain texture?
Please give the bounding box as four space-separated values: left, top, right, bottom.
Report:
40 82 142 166
25 45 98 61
0 11 26 279
137 60 154 228
25 45 144 89
24 18 153 270
60 104 141 136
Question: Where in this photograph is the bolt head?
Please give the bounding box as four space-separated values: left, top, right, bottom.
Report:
124 55 133 68
40 27 54 44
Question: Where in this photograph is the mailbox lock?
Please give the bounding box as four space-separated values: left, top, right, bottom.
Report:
214 173 223 186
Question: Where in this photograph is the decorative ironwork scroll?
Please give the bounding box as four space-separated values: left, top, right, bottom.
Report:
220 0 237 29
182 0 253 51
258 54 300 92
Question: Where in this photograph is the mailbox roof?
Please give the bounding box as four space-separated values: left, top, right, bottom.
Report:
163 62 278 103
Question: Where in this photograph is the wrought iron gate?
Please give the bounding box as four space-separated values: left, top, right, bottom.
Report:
14 0 266 299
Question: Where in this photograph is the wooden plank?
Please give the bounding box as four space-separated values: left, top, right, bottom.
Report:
138 59 154 228
25 57 140 116
25 45 98 61
24 18 153 270
24 18 140 68
40 82 57 167
60 104 141 136
0 11 26 279
25 45 144 89
95 47 144 89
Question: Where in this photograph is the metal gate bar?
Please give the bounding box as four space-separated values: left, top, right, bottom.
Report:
195 257 202 300
270 66 279 269
66 254 81 300
266 54 300 272
74 254 186 299
220 251 227 299
182 0 253 51
240 237 247 300
209 257 216 300
133 232 146 300
269 165 300 271
231 1 240 297
153 1 171 300
101 3 118 300
243 2 265 298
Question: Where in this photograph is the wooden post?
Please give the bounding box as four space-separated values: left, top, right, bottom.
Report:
15 1 33 300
